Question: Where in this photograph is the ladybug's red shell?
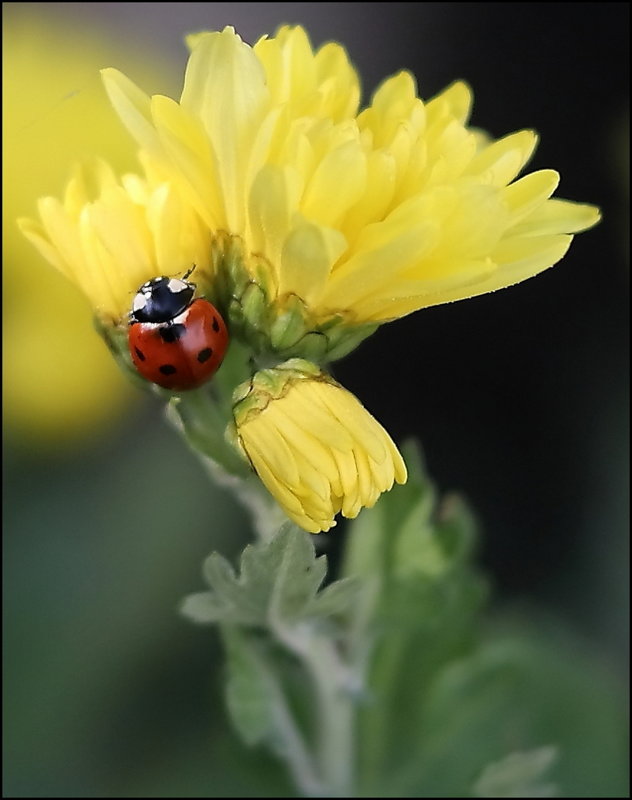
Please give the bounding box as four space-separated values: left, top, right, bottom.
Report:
129 298 228 391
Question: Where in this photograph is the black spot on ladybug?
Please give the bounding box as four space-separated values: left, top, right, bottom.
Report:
197 347 213 363
212 317 220 332
134 347 146 361
159 364 177 375
159 323 186 343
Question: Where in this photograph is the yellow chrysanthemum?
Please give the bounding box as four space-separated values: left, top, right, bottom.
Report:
231 360 407 533
102 24 600 349
18 158 212 321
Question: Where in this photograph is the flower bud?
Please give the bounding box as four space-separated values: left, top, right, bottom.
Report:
230 359 407 533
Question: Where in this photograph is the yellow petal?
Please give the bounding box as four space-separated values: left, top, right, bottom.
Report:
246 415 301 489
181 28 270 231
151 94 225 229
280 221 347 304
248 164 302 274
17 217 68 276
36 197 86 285
426 80 473 125
253 26 317 110
245 440 317 529
354 258 495 320
465 130 538 185
343 148 397 245
313 41 361 120
502 169 560 226
311 383 389 465
509 198 602 237
302 138 367 228
491 233 573 272
101 68 162 158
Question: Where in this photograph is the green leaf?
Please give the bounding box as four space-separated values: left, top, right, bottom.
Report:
223 626 279 746
179 591 226 624
342 439 477 584
268 528 328 624
181 523 356 630
433 491 478 567
306 577 360 618
222 625 326 795
340 439 434 587
473 746 559 798
343 439 488 795
379 627 628 798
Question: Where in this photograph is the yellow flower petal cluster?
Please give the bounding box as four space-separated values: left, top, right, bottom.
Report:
18 158 212 321
102 24 599 330
232 360 407 533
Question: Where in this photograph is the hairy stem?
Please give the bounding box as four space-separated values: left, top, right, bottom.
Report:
274 622 357 796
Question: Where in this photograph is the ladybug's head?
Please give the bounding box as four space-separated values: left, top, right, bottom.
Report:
130 276 195 324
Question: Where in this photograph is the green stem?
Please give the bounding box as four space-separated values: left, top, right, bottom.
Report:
274 623 357 796
252 640 326 797
168 386 249 477
357 631 409 794
169 386 293 540
307 636 356 797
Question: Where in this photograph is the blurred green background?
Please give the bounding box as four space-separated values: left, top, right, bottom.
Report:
3 3 628 796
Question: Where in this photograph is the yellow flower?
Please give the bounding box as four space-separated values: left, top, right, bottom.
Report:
18 158 212 322
102 24 600 357
231 360 407 533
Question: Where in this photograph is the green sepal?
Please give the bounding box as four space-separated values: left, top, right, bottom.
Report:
293 331 329 362
231 359 325 428
269 295 309 351
324 322 378 362
208 231 380 365
93 314 148 391
240 282 268 333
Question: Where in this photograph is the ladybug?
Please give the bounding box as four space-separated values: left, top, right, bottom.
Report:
128 269 228 391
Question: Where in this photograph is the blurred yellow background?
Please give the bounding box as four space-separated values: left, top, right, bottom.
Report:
3 10 151 447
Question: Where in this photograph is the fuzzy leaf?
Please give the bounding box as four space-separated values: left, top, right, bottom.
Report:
344 439 489 795
342 438 474 583
306 577 360 618
181 523 355 629
223 626 283 746
180 590 226 624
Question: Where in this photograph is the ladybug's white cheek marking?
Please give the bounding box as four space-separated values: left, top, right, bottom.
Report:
171 309 189 324
133 294 147 313
168 278 187 293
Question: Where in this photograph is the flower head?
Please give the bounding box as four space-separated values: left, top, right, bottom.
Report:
16 22 601 531
102 25 600 360
231 360 407 533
